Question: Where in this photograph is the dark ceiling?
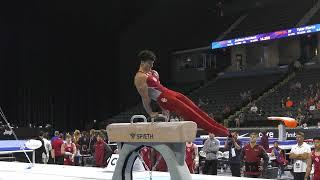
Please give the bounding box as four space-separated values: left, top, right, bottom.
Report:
0 0 284 129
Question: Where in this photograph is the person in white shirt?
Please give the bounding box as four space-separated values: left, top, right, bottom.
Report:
202 133 220 175
289 132 311 180
42 132 53 164
250 103 258 113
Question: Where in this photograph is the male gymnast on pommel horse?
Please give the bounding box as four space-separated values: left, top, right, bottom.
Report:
134 50 229 136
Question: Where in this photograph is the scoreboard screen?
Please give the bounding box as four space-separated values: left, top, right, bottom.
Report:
211 24 320 49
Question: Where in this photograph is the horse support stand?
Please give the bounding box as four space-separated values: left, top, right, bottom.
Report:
106 115 197 180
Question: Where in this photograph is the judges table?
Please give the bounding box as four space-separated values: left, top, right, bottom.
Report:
0 140 35 163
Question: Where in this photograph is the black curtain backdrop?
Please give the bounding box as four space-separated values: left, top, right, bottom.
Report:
0 1 121 130
0 0 236 131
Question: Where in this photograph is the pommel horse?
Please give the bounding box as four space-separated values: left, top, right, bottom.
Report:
106 115 197 180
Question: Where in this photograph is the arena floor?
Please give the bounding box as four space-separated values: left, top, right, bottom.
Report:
0 161 270 180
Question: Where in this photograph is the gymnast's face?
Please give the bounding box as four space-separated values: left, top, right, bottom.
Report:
141 60 154 72
209 133 215 139
250 134 257 144
314 139 320 149
66 137 72 143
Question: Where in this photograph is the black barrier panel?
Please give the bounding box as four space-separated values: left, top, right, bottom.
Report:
0 128 43 140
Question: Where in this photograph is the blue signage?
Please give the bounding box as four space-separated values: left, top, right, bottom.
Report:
211 24 320 49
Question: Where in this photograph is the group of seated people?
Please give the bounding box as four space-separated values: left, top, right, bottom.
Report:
284 81 320 112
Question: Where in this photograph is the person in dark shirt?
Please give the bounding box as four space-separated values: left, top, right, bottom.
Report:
34 131 47 164
240 132 269 178
94 132 112 167
78 131 90 155
224 131 242 177
88 129 97 155
260 130 269 151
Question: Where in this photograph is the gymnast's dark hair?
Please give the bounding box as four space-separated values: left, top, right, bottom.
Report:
138 50 157 62
314 137 320 141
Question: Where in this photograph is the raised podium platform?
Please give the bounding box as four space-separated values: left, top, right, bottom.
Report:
107 121 197 180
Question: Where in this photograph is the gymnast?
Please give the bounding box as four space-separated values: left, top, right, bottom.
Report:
134 50 229 136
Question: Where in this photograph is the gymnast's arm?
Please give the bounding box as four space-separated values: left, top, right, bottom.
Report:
134 73 158 118
304 153 312 180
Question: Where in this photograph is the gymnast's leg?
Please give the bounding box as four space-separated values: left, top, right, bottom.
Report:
158 92 229 136
166 90 228 132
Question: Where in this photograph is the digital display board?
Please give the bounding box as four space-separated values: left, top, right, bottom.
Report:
211 23 320 49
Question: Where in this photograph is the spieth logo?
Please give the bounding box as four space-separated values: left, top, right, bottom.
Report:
130 133 136 139
3 129 13 136
130 133 154 140
161 98 167 103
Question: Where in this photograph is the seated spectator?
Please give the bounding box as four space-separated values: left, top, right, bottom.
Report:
234 117 240 128
309 105 316 111
223 104 231 116
296 111 305 126
240 90 252 101
290 82 302 90
285 111 293 117
281 98 285 109
239 112 245 124
285 97 293 108
250 103 258 113
293 60 302 71
240 91 247 101
316 100 320 110
258 108 264 116
318 121 320 129
302 122 308 129
307 96 315 107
